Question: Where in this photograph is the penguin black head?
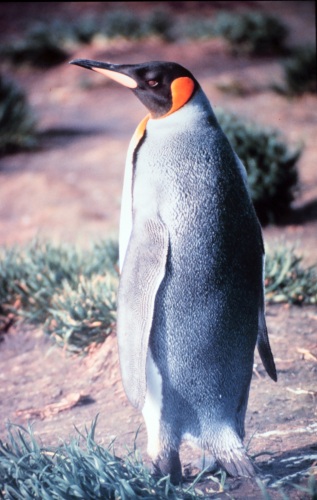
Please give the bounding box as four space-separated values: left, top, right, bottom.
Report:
69 59 199 118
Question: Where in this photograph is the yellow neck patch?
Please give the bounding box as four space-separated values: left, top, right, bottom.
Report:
131 114 150 150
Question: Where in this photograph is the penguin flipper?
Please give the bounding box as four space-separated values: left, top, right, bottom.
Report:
257 293 277 382
117 218 169 410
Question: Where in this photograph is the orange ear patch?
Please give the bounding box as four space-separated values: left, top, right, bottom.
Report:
92 67 138 88
164 76 195 117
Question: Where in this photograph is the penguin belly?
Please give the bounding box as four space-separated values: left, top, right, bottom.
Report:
142 349 163 460
134 113 262 478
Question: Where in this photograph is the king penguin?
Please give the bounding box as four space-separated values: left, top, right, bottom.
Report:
70 59 277 483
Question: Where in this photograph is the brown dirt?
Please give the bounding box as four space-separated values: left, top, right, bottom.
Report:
0 2 316 498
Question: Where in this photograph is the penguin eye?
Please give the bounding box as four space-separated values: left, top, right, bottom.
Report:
147 80 159 88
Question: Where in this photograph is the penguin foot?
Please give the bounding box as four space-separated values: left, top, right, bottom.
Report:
183 455 218 481
152 449 182 485
214 427 256 478
194 455 218 474
217 452 255 478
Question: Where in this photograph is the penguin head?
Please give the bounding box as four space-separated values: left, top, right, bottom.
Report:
69 59 199 118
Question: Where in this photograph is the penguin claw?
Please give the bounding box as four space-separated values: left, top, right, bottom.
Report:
218 454 255 478
183 456 218 482
152 450 183 485
151 464 183 485
192 455 218 474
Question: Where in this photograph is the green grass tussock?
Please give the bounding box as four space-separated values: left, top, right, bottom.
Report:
212 11 289 55
0 418 207 499
0 10 174 68
2 8 314 105
0 8 292 66
277 45 317 96
0 240 118 352
0 240 316 354
46 275 117 353
0 23 69 68
216 109 301 225
0 419 315 499
0 74 37 156
265 244 317 305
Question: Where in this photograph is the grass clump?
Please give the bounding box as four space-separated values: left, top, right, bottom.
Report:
0 74 37 156
86 9 175 42
0 23 69 68
144 10 175 41
99 10 146 40
0 419 315 499
0 241 84 321
0 8 294 63
0 418 204 499
265 245 317 305
46 276 116 353
0 240 118 352
71 15 103 44
1 10 175 68
277 44 317 96
216 108 301 225
1 240 316 353
213 10 289 55
174 18 215 40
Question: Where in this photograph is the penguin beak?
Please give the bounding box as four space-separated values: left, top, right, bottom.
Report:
69 59 138 89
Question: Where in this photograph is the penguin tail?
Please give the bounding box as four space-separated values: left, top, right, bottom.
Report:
258 299 277 382
213 427 255 478
257 326 277 382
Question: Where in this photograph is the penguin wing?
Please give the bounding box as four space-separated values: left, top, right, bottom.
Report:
117 217 169 409
257 284 277 382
